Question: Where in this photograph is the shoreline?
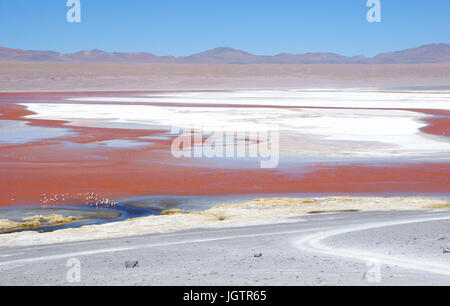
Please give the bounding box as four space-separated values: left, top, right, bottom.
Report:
2 193 450 235
1 86 450 94
0 196 448 247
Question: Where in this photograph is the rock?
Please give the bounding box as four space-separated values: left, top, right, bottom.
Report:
125 260 139 268
254 253 263 258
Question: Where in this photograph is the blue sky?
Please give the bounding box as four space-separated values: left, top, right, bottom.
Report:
0 0 449 56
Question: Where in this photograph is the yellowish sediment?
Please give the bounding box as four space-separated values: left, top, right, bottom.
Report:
0 214 85 234
161 209 183 216
425 203 450 210
0 197 448 247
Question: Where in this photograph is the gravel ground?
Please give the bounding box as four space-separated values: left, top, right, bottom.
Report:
0 209 449 286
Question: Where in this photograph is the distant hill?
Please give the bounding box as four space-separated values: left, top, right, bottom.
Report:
1 44 449 64
370 43 450 64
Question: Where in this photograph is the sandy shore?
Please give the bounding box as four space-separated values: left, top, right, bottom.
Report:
0 197 448 247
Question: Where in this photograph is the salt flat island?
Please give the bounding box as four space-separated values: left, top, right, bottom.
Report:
20 89 450 159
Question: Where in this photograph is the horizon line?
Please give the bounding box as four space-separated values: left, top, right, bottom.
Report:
1 42 449 58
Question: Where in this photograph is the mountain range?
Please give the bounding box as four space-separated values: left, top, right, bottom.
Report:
1 43 449 64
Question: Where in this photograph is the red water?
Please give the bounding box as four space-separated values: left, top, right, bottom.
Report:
0 91 449 207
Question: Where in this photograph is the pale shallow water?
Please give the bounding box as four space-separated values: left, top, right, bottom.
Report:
0 120 70 144
0 204 158 234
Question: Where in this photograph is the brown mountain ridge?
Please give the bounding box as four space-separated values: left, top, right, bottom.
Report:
0 43 449 64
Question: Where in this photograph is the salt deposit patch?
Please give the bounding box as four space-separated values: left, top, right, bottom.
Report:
21 101 450 158
68 89 450 110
